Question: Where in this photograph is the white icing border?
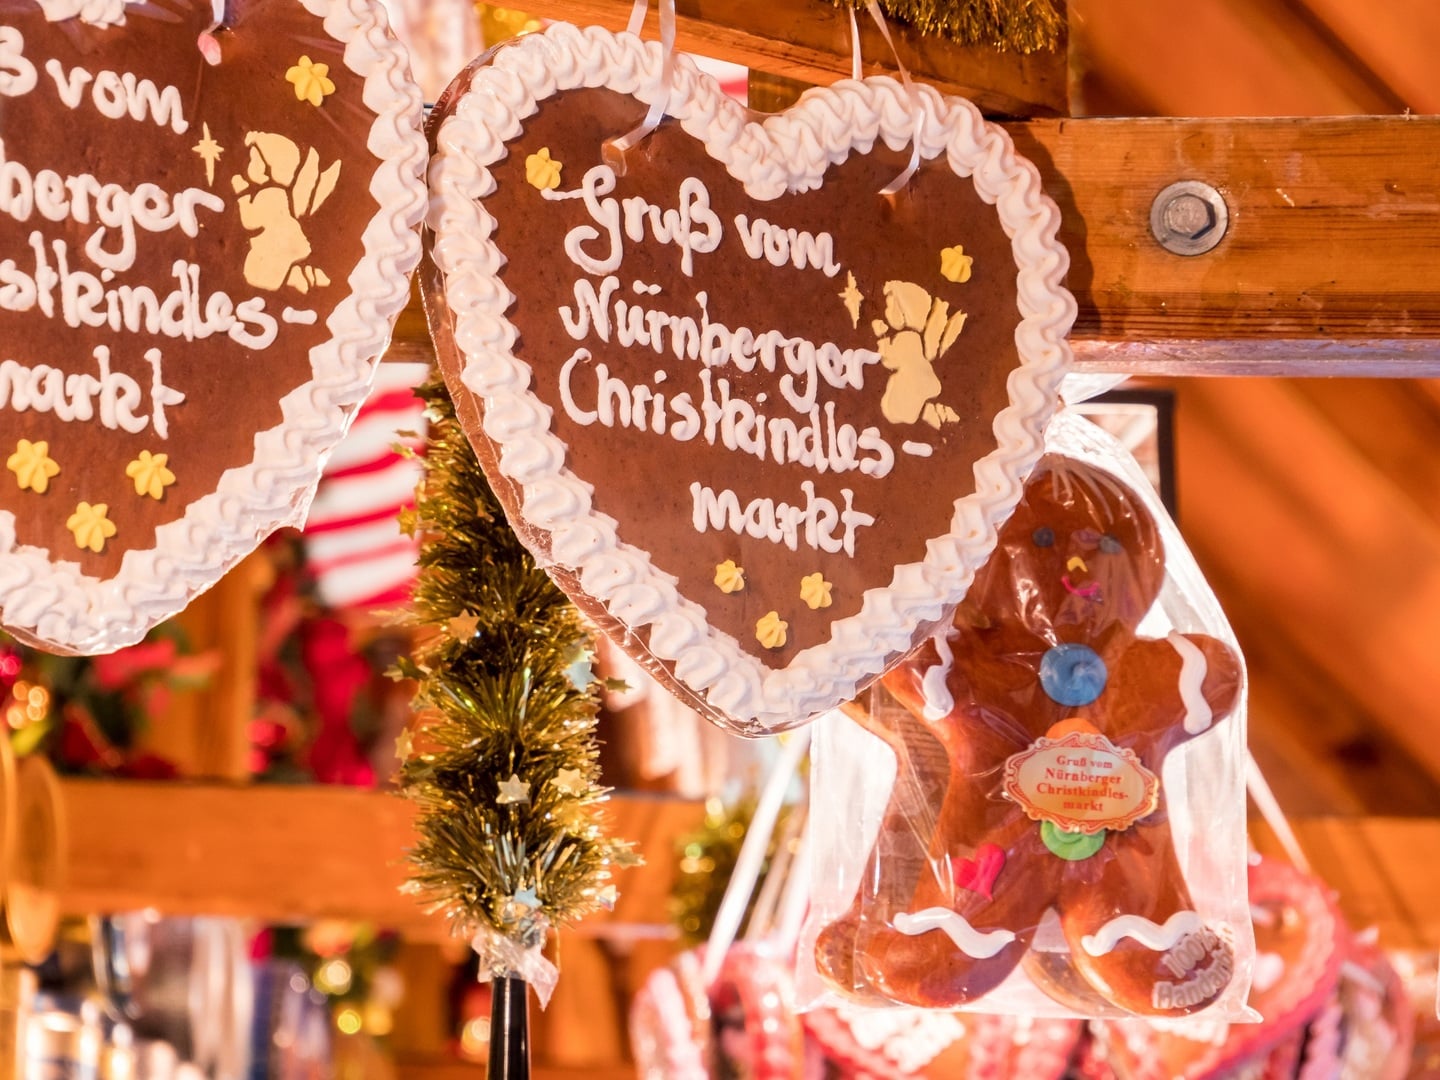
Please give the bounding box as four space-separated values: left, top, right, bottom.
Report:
427 23 1075 731
0 0 428 653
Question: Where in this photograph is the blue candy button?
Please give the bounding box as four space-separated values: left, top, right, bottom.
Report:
1039 643 1107 706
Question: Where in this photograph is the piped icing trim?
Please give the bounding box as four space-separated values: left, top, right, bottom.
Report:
0 0 428 653
36 0 136 26
920 627 956 721
427 23 1074 731
1167 632 1214 734
1079 910 1205 958
892 907 1017 959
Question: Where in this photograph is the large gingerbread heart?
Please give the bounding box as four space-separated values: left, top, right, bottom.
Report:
0 0 426 653
423 24 1074 732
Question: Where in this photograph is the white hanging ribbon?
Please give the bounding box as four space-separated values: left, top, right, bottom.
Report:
472 923 560 1008
605 0 678 171
855 0 925 195
702 724 813 987
197 0 225 65
1244 751 1312 875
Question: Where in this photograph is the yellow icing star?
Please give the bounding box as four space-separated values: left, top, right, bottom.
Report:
394 728 415 762
838 271 864 328
496 773 531 805
714 559 745 594
755 611 788 650
125 450 176 500
941 245 974 284
285 56 336 107
552 767 587 796
800 572 833 610
6 440 59 494
525 147 563 191
66 502 116 553
192 122 224 186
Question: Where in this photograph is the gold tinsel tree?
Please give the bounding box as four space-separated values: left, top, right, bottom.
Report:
394 380 635 978
837 0 1065 53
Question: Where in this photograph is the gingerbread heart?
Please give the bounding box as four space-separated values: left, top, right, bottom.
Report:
423 24 1074 733
0 0 426 653
1089 858 1347 1079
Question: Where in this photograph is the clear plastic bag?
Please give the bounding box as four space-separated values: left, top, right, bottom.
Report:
800 410 1255 1020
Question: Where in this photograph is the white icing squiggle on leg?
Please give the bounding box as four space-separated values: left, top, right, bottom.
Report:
1167 633 1213 734
892 908 1017 959
920 629 956 721
1080 910 1204 957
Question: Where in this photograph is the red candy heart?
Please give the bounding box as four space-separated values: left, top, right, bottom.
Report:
954 842 1006 901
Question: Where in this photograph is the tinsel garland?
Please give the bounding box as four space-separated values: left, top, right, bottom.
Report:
394 378 636 958
834 0 1064 53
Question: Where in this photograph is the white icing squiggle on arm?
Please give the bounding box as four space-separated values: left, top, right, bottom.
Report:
893 908 1016 959
1167 633 1213 734
920 628 955 720
1080 910 1204 957
37 0 137 27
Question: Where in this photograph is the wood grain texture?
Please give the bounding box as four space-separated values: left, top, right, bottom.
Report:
392 117 1440 373
58 782 703 937
514 0 1068 117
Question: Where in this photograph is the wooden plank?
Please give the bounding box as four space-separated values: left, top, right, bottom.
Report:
515 0 1068 118
392 117 1440 374
58 781 703 938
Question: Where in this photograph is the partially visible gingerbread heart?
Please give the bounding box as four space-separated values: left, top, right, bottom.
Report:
1089 858 1346 1080
424 24 1074 732
0 0 426 653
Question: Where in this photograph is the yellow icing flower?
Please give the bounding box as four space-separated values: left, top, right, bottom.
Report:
525 147 563 191
940 245 974 284
125 450 176 500
800 572 833 610
285 56 336 107
755 611 788 650
714 559 745 593
66 502 116 554
6 439 59 494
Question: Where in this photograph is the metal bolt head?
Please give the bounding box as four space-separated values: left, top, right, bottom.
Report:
1150 180 1228 256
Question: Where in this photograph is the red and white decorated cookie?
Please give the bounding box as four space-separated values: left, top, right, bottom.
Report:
0 0 426 653
422 24 1073 733
1087 858 1346 1079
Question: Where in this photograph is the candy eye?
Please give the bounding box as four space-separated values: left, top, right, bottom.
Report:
1032 526 1055 548
1099 533 1122 554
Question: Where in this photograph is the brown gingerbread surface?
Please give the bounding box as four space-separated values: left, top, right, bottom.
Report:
0 0 378 579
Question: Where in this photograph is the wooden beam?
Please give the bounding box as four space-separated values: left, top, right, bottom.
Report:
56 781 1440 951
514 0 1068 118
391 117 1440 374
58 781 704 939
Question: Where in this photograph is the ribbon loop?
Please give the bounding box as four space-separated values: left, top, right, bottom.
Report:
605 0 679 173
859 0 925 196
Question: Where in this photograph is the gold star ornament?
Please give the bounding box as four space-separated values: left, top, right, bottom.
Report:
525 147 563 191
713 559 745 593
125 450 176 500
192 122 224 185
285 56 336 107
838 271 864 328
66 502 117 553
755 611 788 650
800 572 833 610
552 768 587 796
496 773 531 805
940 245 974 283
6 439 59 494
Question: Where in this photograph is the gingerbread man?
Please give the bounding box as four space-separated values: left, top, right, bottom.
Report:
816 454 1242 1016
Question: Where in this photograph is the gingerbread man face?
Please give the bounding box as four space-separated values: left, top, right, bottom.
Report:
815 454 1243 1017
